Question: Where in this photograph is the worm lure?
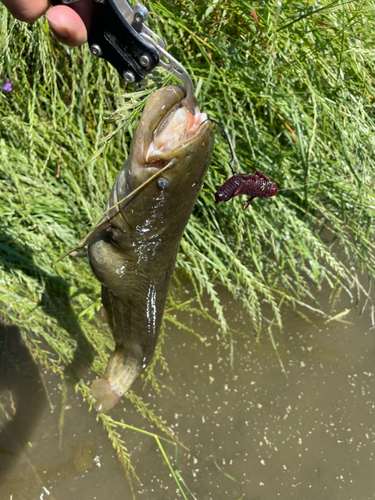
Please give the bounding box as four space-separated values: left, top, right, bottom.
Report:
200 119 278 209
214 170 278 210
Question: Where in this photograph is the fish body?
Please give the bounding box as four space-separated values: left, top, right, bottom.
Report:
88 86 214 412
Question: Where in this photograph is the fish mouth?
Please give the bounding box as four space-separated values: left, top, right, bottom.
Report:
143 89 209 165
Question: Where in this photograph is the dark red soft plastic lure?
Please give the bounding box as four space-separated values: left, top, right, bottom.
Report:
199 119 278 209
215 170 278 210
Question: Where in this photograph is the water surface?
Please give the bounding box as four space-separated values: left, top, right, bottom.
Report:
1 287 374 500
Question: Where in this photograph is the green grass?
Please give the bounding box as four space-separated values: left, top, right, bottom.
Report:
1 0 375 493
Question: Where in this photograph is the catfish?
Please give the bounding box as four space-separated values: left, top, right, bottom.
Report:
88 86 214 412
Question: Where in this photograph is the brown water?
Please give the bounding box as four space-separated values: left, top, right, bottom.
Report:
1 286 375 500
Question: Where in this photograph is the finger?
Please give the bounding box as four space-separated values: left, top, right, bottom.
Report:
46 5 87 47
1 0 49 22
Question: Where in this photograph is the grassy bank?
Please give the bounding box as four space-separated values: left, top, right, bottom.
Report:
1 0 375 491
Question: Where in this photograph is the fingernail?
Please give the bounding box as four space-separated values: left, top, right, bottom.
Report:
46 13 69 38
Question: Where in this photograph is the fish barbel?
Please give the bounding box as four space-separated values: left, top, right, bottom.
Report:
89 86 214 413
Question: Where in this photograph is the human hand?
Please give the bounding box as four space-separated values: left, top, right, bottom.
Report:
1 0 87 46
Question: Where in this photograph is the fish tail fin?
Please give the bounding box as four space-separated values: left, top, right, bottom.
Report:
91 378 121 413
91 345 143 413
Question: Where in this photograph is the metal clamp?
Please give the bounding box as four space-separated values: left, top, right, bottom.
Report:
51 0 195 113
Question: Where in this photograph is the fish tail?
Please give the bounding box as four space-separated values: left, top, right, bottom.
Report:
91 345 142 413
91 378 121 413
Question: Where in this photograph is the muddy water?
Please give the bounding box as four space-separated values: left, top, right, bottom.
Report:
1 287 375 500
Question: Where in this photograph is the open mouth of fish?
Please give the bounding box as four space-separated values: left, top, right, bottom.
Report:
145 97 208 164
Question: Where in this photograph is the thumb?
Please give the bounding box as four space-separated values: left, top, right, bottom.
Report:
46 5 87 47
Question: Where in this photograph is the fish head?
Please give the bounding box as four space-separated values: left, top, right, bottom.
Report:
119 86 214 225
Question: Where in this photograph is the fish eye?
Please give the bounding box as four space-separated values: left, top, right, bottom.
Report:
157 178 170 190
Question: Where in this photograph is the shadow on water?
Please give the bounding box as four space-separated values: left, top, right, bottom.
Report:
0 231 95 377
0 231 96 481
0 323 47 479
